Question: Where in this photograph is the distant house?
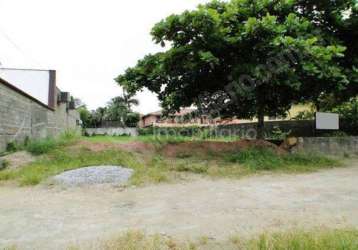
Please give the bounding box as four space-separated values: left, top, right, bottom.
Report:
0 68 80 152
218 104 313 125
140 108 214 128
139 104 313 128
140 111 162 128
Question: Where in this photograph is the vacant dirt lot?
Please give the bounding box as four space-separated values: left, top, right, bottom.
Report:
1 164 358 249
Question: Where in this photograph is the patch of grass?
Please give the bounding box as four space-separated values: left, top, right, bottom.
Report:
0 146 176 186
71 228 358 250
173 162 209 174
224 147 340 172
22 149 139 186
25 130 79 155
100 231 174 250
84 134 242 144
25 138 58 155
241 228 358 250
6 142 20 152
0 136 342 186
0 159 9 170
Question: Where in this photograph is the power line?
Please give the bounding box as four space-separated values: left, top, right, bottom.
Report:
0 25 42 67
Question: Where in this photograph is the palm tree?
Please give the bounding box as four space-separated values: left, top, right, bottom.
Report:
122 91 139 109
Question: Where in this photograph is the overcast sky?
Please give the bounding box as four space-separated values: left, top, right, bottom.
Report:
0 0 207 114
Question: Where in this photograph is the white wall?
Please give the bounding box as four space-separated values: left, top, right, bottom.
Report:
85 128 138 137
0 68 50 105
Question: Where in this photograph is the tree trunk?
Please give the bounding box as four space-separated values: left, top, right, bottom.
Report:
257 111 265 140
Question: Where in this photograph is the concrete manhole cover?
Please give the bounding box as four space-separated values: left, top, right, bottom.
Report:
53 166 133 186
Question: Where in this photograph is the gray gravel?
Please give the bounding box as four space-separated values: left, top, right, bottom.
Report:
53 166 133 186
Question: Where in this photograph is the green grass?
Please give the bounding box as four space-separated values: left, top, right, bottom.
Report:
224 147 340 172
243 228 358 249
0 146 176 186
68 228 358 250
232 228 358 250
0 148 139 186
25 130 79 155
0 135 341 186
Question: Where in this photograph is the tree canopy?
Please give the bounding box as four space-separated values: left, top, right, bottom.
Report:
116 0 357 138
78 93 140 128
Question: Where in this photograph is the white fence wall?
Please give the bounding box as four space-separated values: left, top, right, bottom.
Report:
85 127 138 137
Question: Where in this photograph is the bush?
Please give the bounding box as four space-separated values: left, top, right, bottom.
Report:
26 130 79 156
138 126 210 137
0 159 9 171
6 142 19 152
26 138 57 155
125 112 140 127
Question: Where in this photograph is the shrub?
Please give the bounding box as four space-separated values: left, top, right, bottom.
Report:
139 126 212 138
0 159 9 171
125 112 140 127
6 142 18 152
59 130 80 142
25 130 79 156
26 138 57 155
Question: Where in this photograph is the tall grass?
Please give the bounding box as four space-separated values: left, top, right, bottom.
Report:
241 229 358 250
69 228 358 250
26 130 79 155
224 147 340 172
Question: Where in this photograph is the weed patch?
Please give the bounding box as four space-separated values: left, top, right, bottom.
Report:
26 130 79 155
241 228 358 250
224 147 339 172
71 228 358 250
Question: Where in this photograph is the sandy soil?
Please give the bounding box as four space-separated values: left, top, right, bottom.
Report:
0 151 35 170
1 165 358 249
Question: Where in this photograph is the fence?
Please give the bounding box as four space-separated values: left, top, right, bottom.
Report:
85 127 138 137
292 137 358 155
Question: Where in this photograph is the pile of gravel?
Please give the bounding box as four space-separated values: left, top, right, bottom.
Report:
53 166 133 186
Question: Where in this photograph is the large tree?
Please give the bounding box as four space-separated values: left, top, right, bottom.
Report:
117 0 357 138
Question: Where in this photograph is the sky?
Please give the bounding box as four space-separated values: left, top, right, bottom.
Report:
0 0 208 114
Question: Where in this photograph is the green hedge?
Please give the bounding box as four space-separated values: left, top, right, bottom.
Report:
138 126 213 138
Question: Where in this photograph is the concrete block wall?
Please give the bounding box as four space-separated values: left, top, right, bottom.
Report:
292 137 358 156
0 82 80 152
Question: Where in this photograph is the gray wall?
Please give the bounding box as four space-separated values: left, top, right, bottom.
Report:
0 82 80 152
292 137 358 156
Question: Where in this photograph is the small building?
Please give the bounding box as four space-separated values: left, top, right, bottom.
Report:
140 108 214 128
140 111 162 128
0 68 80 152
139 104 313 128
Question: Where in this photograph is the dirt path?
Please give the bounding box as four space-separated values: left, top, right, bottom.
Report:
1 165 358 249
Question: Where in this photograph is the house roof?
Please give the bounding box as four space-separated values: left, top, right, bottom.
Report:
142 111 163 119
142 108 196 119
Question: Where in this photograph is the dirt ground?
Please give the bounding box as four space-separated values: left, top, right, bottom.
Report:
1 164 358 250
0 151 35 170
